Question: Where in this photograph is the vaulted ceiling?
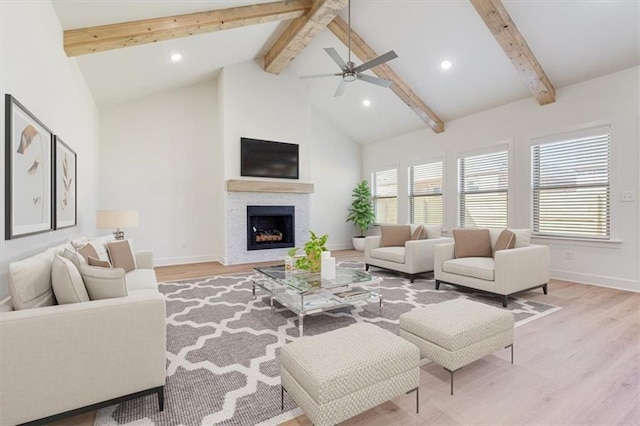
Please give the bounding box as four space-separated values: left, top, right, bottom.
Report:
51 0 640 144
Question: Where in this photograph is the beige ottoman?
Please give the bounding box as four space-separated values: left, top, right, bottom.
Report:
280 323 420 426
399 299 514 395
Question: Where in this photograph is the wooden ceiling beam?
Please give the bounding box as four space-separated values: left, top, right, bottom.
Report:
264 0 347 74
63 0 313 57
470 0 555 105
327 16 445 133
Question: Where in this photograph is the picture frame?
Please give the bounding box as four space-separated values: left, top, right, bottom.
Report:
4 94 53 239
54 136 77 230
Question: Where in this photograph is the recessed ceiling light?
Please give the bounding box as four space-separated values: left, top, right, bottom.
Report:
170 53 182 62
440 60 452 70
362 99 371 107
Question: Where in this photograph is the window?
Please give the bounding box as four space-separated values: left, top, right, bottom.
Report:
372 168 397 224
532 128 610 239
458 150 508 228
409 161 443 225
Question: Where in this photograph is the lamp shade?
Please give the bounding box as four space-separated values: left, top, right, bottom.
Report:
96 210 139 229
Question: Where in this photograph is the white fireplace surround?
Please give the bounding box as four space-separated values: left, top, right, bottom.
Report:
224 191 310 265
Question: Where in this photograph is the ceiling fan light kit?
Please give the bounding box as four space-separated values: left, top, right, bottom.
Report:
300 0 398 97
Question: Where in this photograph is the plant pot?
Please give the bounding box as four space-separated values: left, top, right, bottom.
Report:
352 236 366 251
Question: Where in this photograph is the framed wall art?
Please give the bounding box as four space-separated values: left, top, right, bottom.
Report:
4 94 53 239
54 136 77 230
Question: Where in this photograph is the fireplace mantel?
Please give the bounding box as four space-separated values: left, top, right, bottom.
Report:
226 179 314 194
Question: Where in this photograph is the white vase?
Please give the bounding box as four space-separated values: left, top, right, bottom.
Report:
352 237 366 251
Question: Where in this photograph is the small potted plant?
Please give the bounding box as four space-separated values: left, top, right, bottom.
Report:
346 180 375 251
288 231 328 273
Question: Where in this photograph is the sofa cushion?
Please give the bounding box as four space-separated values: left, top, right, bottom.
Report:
88 257 112 268
381 225 411 247
424 225 442 239
442 257 495 281
493 229 516 257
370 247 405 264
51 255 89 304
126 269 159 292
80 265 128 300
8 251 56 310
411 225 423 240
452 229 492 258
510 228 531 248
62 248 85 271
106 240 136 273
77 244 99 263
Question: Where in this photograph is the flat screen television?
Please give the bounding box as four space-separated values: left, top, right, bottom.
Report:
241 137 299 179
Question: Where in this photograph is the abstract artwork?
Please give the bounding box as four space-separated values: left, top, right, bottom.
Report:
54 136 77 230
5 94 53 239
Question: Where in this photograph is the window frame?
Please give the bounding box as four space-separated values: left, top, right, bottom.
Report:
457 145 510 229
408 157 444 226
530 126 611 240
371 166 398 225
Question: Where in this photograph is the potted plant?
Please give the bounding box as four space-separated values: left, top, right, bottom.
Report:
346 180 375 251
288 231 328 273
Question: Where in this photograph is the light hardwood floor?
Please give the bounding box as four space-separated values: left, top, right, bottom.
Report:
52 250 639 425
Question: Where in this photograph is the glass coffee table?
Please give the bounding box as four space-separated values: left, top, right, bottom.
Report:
252 265 382 336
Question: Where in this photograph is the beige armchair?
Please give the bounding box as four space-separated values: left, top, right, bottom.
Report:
434 228 550 306
365 225 452 282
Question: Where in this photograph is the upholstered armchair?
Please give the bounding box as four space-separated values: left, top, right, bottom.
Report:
364 224 453 282
434 228 550 306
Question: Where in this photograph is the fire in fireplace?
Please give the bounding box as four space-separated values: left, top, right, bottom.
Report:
246 205 295 251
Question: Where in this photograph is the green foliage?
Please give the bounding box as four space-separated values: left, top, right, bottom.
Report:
289 231 328 272
346 180 375 236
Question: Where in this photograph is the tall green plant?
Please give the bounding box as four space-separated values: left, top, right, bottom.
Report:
346 180 375 237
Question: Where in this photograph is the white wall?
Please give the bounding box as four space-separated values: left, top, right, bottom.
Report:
363 67 639 292
0 1 100 300
100 80 221 265
310 110 362 250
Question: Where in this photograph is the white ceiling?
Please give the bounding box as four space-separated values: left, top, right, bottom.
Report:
52 0 640 144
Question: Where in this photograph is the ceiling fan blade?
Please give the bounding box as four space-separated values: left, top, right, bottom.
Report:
324 47 348 70
357 73 393 88
353 50 398 73
299 73 341 80
334 79 347 97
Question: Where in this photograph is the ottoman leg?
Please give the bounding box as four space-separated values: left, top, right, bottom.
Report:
444 368 459 395
406 387 419 413
281 385 284 410
506 344 514 364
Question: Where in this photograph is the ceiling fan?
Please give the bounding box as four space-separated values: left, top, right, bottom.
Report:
300 0 398 97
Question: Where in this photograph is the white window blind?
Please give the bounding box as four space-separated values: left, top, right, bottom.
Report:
532 129 610 239
459 150 508 228
409 161 443 225
372 168 398 224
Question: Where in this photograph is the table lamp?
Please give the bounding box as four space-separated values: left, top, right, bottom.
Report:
96 210 138 240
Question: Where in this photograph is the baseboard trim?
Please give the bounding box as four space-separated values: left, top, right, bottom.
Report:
551 269 639 292
155 254 223 267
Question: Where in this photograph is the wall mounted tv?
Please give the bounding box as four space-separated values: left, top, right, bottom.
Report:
241 137 299 179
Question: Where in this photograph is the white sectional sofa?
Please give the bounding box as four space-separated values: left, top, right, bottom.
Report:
0 237 166 425
364 224 453 282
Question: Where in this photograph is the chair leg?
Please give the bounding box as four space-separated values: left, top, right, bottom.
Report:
157 386 164 411
444 368 455 395
543 283 548 295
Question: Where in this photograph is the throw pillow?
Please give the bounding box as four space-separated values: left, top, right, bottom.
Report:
88 235 116 262
88 257 111 268
62 248 85 271
106 240 137 273
508 228 531 248
79 265 128 300
51 255 89 304
411 225 424 240
493 229 516 257
77 243 99 263
452 229 492 258
423 225 442 239
381 225 412 247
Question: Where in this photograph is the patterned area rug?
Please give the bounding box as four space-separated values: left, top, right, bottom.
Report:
95 262 560 426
